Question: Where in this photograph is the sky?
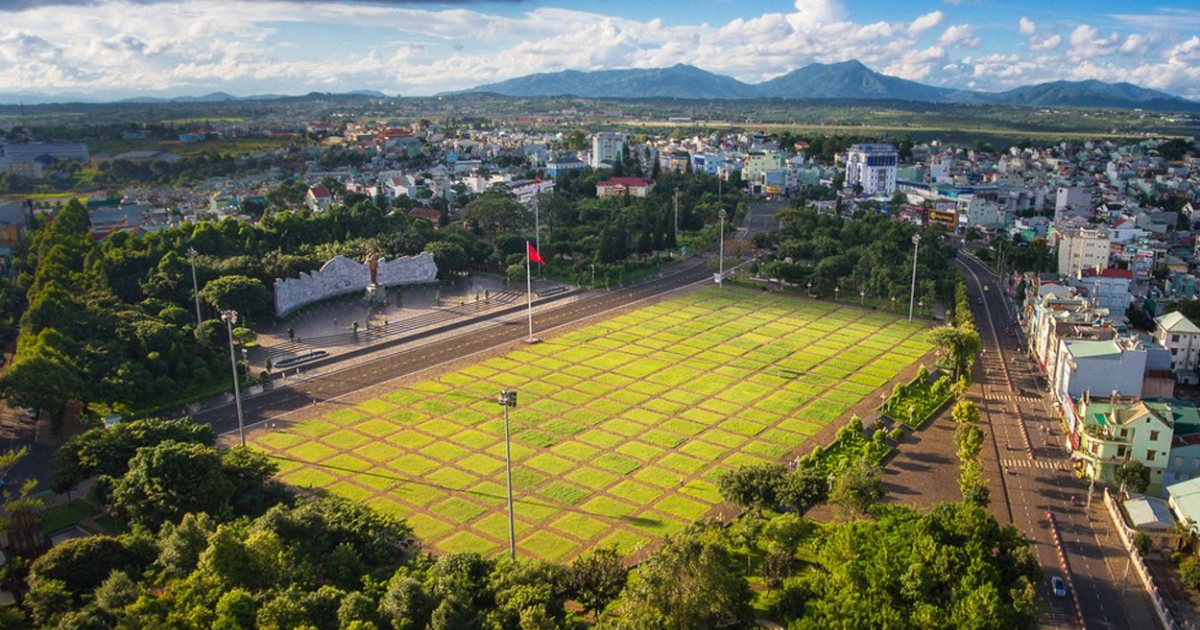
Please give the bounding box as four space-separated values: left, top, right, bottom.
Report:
1 0 1200 101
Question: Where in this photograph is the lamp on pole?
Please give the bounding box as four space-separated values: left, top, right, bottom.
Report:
908 234 921 323
187 247 202 328
718 208 727 288
860 290 865 305
221 310 246 447
497 390 519 560
534 197 541 278
673 188 679 247
807 281 812 297
590 263 595 290
891 296 897 312
835 286 840 302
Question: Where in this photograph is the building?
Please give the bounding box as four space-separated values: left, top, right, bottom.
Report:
1055 186 1092 219
1154 311 1200 385
2 142 89 162
591 132 626 167
1054 337 1147 401
1055 225 1110 277
596 177 655 198
1167 476 1200 535
1073 398 1188 489
305 186 333 212
844 143 898 195
743 151 787 183
545 154 585 178
1077 268 1133 312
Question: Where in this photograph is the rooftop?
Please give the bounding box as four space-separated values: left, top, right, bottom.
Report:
1125 495 1176 530
1157 311 1200 335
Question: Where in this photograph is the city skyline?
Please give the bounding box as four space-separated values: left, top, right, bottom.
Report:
1 0 1199 101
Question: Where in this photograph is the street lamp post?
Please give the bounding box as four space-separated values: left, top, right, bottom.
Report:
534 198 541 279
908 234 921 323
590 264 595 290
187 247 202 328
860 290 865 305
891 296 897 312
673 188 679 247
835 286 840 302
497 389 519 560
807 281 812 298
221 310 246 447
718 208 727 288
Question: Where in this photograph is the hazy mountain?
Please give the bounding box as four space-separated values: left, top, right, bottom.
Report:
454 60 1199 111
461 63 754 99
983 80 1198 111
754 60 955 101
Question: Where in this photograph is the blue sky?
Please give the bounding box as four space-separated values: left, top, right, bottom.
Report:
1 0 1199 100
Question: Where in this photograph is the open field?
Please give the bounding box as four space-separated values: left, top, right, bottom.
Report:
250 287 932 562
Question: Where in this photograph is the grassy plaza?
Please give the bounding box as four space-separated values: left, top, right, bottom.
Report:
251 287 932 562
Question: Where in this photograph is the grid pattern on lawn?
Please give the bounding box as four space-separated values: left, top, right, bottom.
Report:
253 287 931 562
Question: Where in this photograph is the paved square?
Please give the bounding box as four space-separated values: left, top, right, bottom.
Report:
251 287 931 560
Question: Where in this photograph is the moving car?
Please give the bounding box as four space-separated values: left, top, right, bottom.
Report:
1051 576 1066 598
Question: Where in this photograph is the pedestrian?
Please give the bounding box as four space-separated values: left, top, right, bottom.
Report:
333 317 338 327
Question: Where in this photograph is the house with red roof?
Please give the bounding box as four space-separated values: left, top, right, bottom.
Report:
596 177 655 199
306 186 333 212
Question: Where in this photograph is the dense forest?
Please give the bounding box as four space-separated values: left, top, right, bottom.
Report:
0 417 1039 630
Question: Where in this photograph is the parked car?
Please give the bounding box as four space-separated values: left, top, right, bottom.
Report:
24 408 38 419
1051 576 1066 598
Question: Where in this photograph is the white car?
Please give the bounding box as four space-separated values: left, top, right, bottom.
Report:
24 408 38 419
1051 576 1066 598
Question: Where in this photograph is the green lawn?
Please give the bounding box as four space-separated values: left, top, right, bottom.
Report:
252 287 931 562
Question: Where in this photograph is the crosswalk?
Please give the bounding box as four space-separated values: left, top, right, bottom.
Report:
1002 458 1067 470
989 394 1041 402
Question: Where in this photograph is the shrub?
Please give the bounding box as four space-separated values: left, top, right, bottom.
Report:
888 427 904 442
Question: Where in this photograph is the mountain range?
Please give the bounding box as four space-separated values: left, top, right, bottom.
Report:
456 60 1199 111
0 90 390 106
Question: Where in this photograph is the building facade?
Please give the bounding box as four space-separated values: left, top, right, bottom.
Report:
844 143 898 195
1055 225 1111 277
1154 311 1200 385
591 132 626 167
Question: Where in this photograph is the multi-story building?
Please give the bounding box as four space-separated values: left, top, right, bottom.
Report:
1076 268 1133 312
1055 186 1092 220
844 143 898 195
1054 225 1110 277
591 132 626 167
1154 311 1200 385
1073 398 1190 491
743 151 787 183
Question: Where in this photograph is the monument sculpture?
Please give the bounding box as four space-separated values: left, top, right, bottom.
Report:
273 251 438 317
364 247 382 303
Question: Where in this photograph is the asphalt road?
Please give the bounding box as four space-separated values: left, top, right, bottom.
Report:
194 259 717 437
958 253 1159 630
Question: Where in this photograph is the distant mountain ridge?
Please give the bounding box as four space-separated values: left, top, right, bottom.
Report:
0 90 391 106
455 60 1199 111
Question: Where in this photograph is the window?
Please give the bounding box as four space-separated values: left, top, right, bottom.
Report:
1176 456 1184 467
1118 446 1127 457
1147 450 1156 461
1121 428 1129 438
1192 457 1200 469
1176 472 1182 481
1151 430 1161 441
1173 334 1181 343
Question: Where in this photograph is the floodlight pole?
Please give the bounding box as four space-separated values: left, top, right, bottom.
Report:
187 247 202 328
222 310 246 447
498 389 518 560
534 197 541 279
718 208 727 288
673 188 679 246
908 234 921 322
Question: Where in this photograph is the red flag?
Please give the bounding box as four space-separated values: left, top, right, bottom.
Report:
527 242 546 265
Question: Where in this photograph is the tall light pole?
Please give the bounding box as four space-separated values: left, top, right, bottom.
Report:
718 208 727 288
908 234 921 323
497 389 519 560
187 247 202 328
534 197 541 278
590 263 595 290
673 188 679 247
221 310 246 447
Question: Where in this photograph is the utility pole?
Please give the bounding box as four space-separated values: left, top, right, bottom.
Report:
718 208 727 288
187 247 202 328
221 310 246 447
908 234 921 322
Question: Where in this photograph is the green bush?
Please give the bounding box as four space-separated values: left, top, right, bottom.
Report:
888 427 904 442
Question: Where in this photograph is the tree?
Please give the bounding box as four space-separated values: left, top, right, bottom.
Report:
51 417 216 494
1115 460 1152 495
1181 557 1200 592
562 545 624 616
424 240 469 278
199 275 270 318
603 524 753 630
716 464 789 516
828 457 886 516
952 400 980 425
108 441 234 529
958 458 991 507
929 323 982 381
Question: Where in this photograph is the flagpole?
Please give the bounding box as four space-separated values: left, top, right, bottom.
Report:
526 241 534 341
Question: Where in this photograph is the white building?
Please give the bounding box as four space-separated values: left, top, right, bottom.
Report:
1077 268 1133 312
1055 186 1092 220
1154 312 1200 385
591 132 626 167
844 143 898 195
1055 225 1110 277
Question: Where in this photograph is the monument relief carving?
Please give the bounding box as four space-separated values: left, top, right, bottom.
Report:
273 252 438 316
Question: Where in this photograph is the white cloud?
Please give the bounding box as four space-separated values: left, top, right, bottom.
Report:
937 24 979 48
1029 34 1062 51
908 11 943 35
1068 25 1120 60
0 0 1195 100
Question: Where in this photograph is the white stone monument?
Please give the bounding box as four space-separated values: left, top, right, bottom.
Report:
273 252 438 317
